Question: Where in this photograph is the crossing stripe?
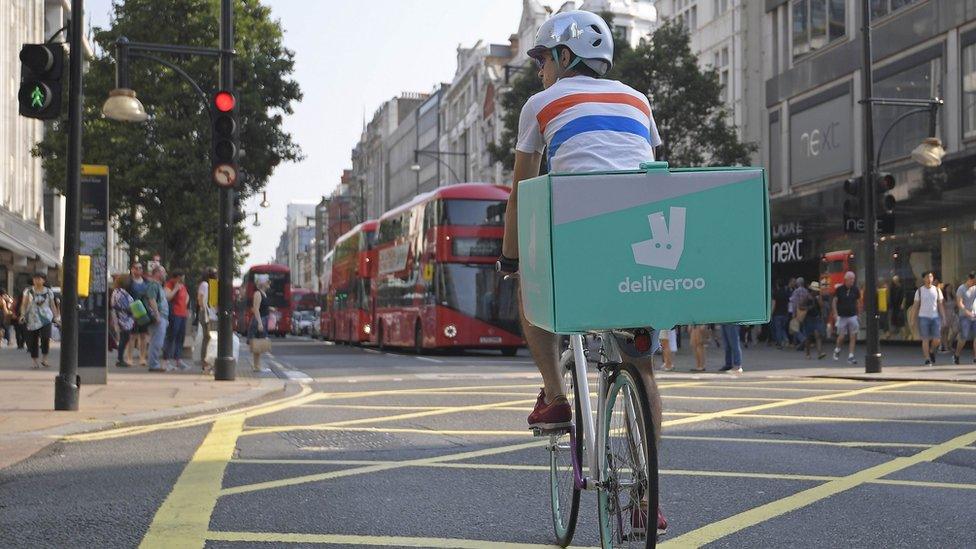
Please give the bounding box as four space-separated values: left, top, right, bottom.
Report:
207 531 596 548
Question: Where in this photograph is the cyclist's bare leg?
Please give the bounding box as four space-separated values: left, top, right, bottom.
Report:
631 358 663 442
518 293 564 401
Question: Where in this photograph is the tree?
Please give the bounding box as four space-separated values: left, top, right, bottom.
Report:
491 18 754 170
33 0 302 275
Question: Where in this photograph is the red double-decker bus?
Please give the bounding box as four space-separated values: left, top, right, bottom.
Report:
236 264 291 337
327 220 378 344
372 183 522 354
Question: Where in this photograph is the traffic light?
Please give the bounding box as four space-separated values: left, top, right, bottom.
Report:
843 176 862 216
211 90 238 187
18 43 64 120
876 172 896 215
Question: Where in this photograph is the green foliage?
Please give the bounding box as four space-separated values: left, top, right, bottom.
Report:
33 0 302 274
491 17 754 169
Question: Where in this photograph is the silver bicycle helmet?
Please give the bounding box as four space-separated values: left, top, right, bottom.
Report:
527 10 614 76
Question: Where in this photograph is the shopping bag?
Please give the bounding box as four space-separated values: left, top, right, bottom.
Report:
129 300 153 326
250 338 272 354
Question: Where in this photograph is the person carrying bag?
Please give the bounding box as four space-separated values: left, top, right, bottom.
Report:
248 275 272 371
20 273 60 369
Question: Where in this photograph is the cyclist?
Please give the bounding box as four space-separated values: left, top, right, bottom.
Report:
496 9 667 536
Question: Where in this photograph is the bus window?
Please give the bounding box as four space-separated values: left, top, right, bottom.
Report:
441 200 506 227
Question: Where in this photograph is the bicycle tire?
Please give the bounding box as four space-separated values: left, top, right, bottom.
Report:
548 345 583 547
598 362 658 549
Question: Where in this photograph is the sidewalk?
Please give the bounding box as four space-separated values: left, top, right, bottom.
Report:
0 343 287 470
657 337 976 383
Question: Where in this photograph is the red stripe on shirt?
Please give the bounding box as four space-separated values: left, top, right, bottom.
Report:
536 93 650 134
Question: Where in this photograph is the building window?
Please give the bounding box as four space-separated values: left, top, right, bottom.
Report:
676 2 697 32
962 44 976 137
613 25 630 42
871 0 919 20
713 0 728 17
791 0 845 59
874 56 943 163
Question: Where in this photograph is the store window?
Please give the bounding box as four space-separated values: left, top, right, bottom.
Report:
874 56 943 164
870 0 920 20
963 43 976 138
791 0 845 59
768 116 782 193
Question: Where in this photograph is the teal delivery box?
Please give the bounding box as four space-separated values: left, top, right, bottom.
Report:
518 162 770 334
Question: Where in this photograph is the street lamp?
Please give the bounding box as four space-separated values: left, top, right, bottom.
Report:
101 88 147 122
412 149 467 186
259 190 270 208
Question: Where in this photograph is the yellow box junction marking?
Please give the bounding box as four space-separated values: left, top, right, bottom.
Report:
207 531 598 548
140 416 245 549
660 426 976 547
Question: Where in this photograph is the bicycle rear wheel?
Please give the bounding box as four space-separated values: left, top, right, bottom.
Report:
598 363 658 548
548 345 583 547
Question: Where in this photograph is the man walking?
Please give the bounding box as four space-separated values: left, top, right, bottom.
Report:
197 267 218 373
145 264 170 372
771 279 790 349
832 271 861 364
790 277 810 349
954 272 976 365
913 271 945 366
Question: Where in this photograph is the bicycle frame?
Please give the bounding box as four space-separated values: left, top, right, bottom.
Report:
568 331 628 491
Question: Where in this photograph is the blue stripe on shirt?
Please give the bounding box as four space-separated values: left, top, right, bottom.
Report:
548 115 651 163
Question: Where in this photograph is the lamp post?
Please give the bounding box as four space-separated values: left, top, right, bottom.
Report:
858 0 945 373
410 149 468 187
102 0 238 380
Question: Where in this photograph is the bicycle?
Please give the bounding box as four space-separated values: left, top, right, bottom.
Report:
539 330 659 548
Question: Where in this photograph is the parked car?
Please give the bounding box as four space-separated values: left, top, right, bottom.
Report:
291 310 316 337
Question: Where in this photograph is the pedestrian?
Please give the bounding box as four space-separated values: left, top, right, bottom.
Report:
110 274 135 368
771 279 791 349
0 290 12 347
801 281 827 359
128 262 150 366
657 328 675 371
790 277 811 349
249 274 272 372
888 275 906 339
196 267 218 373
953 272 976 365
913 271 945 366
144 264 170 372
19 273 59 369
12 285 26 350
163 271 190 370
689 325 707 372
719 323 743 373
832 271 861 364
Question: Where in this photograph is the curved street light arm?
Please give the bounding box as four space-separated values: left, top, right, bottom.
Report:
415 150 461 184
875 107 935 171
129 52 212 115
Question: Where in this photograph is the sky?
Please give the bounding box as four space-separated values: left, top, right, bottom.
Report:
84 0 547 266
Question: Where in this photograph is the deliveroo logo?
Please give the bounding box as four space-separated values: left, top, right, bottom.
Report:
631 207 686 270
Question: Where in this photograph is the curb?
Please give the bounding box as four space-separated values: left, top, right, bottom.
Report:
0 377 292 471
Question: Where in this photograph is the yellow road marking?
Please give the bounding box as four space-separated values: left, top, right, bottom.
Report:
207 531 596 548
661 382 915 428
221 439 547 496
733 413 976 426
661 434 935 449
660 426 976 547
229 458 976 492
824 399 976 409
140 416 244 548
64 384 316 443
662 395 783 402
300 404 448 411
242 397 536 437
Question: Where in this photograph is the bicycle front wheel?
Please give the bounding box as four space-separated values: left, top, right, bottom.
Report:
598 363 658 549
548 345 582 547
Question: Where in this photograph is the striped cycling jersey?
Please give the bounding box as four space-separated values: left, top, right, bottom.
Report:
516 75 662 173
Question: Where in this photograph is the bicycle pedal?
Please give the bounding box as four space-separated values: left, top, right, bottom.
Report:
530 423 572 436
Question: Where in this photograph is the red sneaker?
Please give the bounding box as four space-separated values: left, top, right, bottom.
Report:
631 503 668 537
657 506 668 536
527 389 572 430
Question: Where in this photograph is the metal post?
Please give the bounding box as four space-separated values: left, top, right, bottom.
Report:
214 0 236 380
860 0 882 373
55 0 84 410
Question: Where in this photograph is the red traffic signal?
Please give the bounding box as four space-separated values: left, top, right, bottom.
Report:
213 90 235 112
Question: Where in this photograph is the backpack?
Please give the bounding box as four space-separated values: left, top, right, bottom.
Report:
128 279 156 325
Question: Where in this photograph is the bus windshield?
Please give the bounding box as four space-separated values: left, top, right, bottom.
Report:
441 199 505 227
437 263 520 335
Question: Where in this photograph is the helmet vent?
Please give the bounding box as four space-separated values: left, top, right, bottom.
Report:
590 24 603 34
592 38 603 47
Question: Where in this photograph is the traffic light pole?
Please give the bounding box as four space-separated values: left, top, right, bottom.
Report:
55 0 84 410
214 0 237 381
860 0 881 373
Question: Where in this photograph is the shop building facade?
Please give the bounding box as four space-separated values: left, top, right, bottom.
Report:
763 0 976 339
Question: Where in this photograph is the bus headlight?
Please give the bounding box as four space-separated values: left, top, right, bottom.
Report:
443 324 458 338
363 323 372 335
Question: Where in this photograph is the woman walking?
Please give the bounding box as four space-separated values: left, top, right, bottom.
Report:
19 273 59 369
248 275 272 372
110 275 135 367
0 290 12 347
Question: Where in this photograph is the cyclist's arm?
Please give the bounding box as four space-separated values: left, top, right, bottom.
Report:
501 150 543 259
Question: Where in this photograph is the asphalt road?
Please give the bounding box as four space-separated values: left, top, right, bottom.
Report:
2 337 975 548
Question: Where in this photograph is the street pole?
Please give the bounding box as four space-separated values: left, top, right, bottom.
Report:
55 0 84 410
860 0 882 373
214 0 236 380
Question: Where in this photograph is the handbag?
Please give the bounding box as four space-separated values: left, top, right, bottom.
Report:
788 318 800 335
250 338 272 354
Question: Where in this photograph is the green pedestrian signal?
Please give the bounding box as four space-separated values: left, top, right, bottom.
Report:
31 85 45 108
18 43 63 119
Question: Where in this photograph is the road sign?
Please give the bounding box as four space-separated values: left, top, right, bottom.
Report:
213 163 237 187
843 214 894 234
